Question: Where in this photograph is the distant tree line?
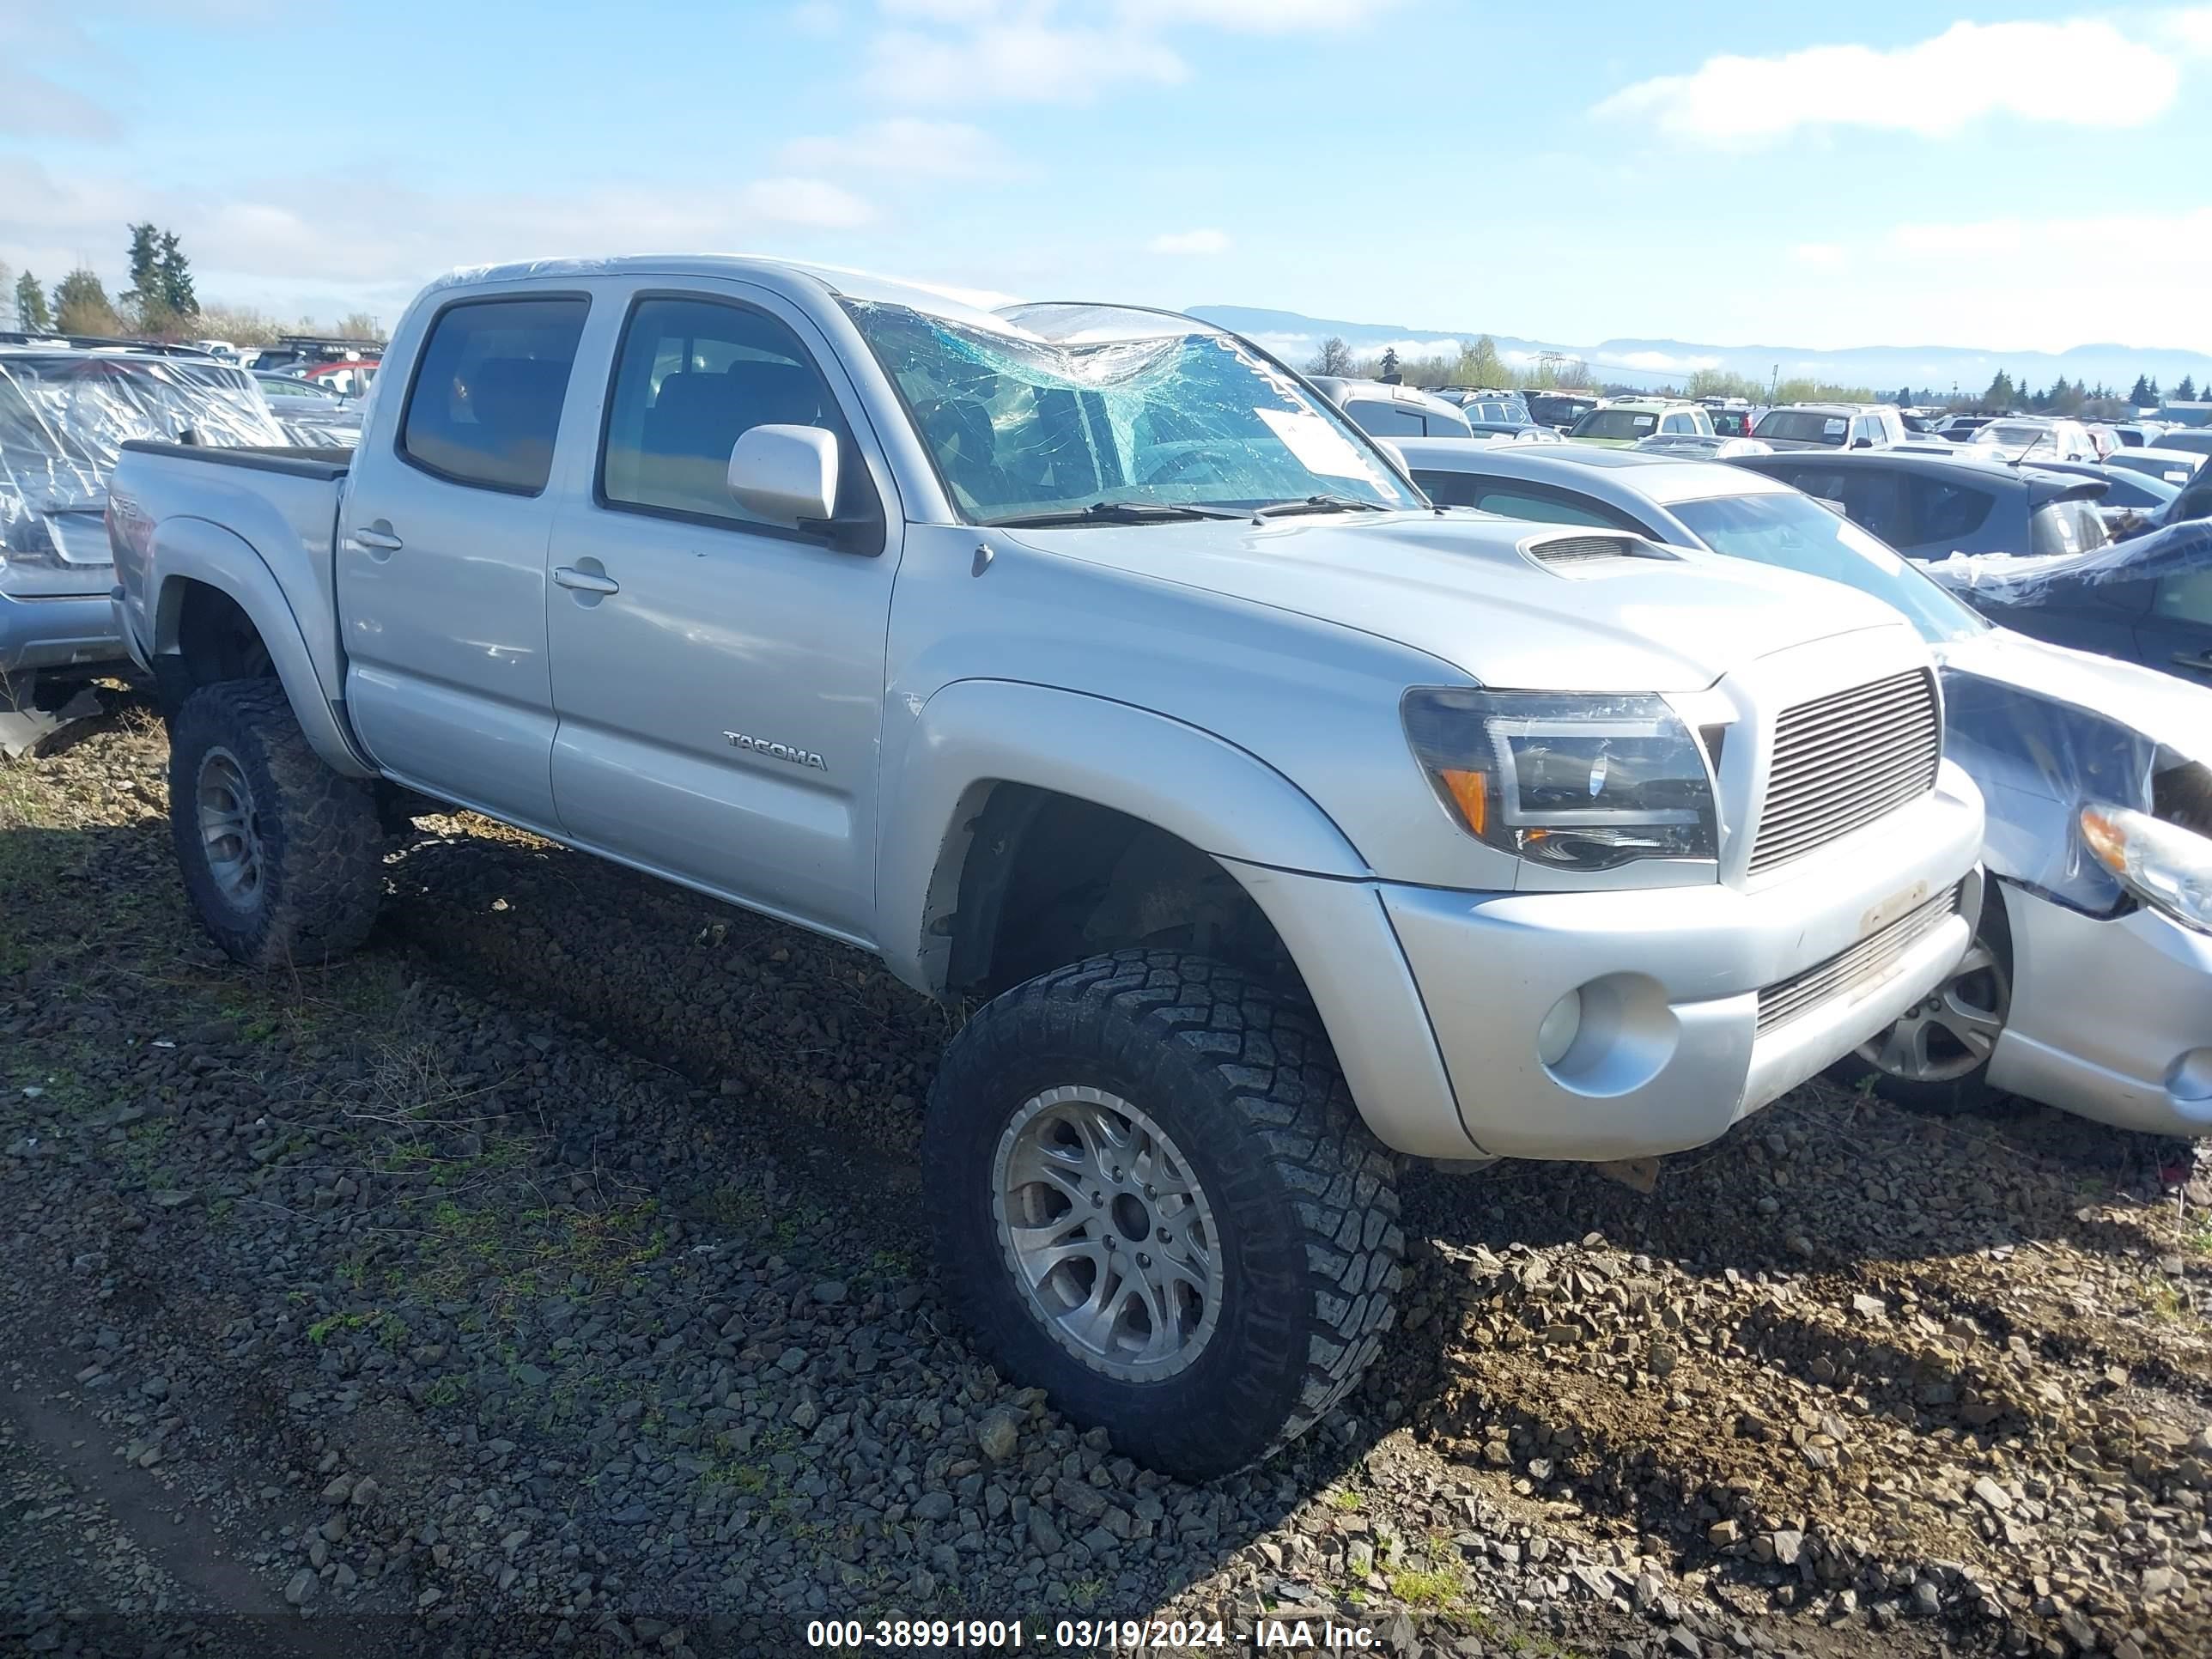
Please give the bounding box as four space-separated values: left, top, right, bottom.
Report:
0 232 382 345
1298 330 2203 416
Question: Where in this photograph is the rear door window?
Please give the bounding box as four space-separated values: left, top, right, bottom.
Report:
1346 401 1426 437
2156 567 2212 626
399 296 589 494
2029 498 2111 558
1906 476 1996 546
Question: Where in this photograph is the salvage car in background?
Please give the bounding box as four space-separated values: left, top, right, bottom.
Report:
2 349 289 685
2106 447 2207 489
1567 398 1711 447
1729 448 2112 564
106 254 1984 1480
254 370 364 447
1399 437 2212 1135
1307 376 1475 438
1751 402 1907 452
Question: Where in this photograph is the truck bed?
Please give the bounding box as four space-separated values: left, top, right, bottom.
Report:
118 439 353 481
109 440 354 707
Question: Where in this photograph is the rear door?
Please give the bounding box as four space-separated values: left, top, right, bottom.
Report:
2138 565 2212 685
542 281 901 941
338 289 592 827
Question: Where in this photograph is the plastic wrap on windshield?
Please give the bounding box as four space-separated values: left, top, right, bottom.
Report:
1942 637 2212 912
1923 518 2212 602
0 356 288 554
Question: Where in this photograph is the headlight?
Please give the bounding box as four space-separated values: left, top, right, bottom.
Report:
2080 804 2212 933
1402 689 1718 871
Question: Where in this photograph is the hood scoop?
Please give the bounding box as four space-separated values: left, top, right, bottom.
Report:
1522 532 1683 575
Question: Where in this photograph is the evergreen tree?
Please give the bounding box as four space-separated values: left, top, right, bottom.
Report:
122 222 161 319
52 268 122 336
157 230 197 317
0 259 11 330
2129 374 2153 406
1982 370 2015 412
2178 375 2199 403
2148 378 2160 403
16 270 52 334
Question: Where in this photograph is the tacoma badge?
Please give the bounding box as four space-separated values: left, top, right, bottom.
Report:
723 732 827 772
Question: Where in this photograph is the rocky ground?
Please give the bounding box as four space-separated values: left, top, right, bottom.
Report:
3 690 2210 1659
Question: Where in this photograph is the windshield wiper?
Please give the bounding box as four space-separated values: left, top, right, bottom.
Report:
1250 494 1394 520
988 501 1247 527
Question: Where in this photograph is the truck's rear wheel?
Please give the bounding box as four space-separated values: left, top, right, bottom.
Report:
167 680 386 968
924 950 1402 1480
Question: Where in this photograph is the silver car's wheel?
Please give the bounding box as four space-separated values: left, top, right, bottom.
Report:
992 1085 1224 1382
1856 940 2009 1083
195 746 265 908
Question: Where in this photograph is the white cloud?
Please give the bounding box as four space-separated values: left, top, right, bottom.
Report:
0 155 877 308
735 177 876 228
860 0 1393 108
866 20 1187 102
1595 17 2181 147
2165 4 2212 52
0 71 119 142
779 118 1004 177
1116 0 1402 31
1148 228 1231 255
789 0 844 33
1790 242 1844 268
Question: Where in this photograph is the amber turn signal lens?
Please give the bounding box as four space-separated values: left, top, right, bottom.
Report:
1438 768 1489 836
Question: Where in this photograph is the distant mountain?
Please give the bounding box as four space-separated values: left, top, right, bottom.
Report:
1188 304 2212 398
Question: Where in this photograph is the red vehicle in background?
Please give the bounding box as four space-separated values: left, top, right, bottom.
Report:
299 359 380 398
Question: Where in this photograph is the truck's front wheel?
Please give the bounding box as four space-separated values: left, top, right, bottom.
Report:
924 951 1402 1480
167 680 386 968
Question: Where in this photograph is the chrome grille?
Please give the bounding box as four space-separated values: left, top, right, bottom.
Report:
1756 883 1964 1037
1748 668 1940 876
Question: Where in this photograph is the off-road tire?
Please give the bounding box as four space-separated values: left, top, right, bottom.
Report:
1829 887 2017 1116
925 950 1403 1480
167 679 386 968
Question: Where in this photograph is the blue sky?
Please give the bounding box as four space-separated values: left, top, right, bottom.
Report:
6 0 2211 355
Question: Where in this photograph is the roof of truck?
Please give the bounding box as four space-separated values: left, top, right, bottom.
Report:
424 254 1065 337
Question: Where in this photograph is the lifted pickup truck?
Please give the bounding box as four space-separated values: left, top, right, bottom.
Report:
107 257 1985 1479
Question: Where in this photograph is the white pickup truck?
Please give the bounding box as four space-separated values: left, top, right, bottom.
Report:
106 257 1985 1478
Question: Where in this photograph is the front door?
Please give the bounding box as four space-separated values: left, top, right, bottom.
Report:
338 291 592 827
544 283 902 943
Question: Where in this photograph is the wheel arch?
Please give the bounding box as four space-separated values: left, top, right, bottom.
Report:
875 679 1368 999
150 520 374 778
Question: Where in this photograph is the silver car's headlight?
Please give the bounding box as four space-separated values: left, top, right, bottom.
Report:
1402 689 1719 872
2080 804 2212 933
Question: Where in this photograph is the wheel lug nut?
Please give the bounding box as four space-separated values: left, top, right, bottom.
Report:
1138 1253 1151 1267
1091 1192 1103 1206
1157 1227 1170 1242
1145 1185 1156 1199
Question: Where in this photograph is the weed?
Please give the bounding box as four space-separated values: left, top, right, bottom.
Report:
1327 1487 1363 1511
1388 1566 1461 1608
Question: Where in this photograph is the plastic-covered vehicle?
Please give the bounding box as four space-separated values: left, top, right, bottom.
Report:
1 351 288 678
106 257 1985 1480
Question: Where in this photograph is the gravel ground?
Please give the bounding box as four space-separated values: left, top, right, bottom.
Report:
3 692 2210 1659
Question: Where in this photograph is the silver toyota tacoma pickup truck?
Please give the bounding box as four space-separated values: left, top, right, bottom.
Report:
106 257 1984 1479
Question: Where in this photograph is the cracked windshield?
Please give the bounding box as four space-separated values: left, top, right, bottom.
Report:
843 300 1420 525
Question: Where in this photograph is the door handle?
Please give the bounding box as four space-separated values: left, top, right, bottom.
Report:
2175 649 2212 670
554 566 620 596
354 525 403 552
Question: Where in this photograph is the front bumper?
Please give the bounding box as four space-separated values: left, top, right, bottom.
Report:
1990 886 2212 1137
0 586 126 675
1382 782 1986 1160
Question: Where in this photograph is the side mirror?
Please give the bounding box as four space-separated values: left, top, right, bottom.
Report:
1374 439 1409 472
728 424 839 529
1850 437 1873 449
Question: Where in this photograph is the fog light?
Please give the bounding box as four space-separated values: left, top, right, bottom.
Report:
1537 990 1583 1068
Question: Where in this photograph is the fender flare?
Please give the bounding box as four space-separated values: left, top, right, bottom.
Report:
152 519 377 779
874 678 1368 993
